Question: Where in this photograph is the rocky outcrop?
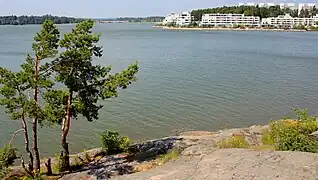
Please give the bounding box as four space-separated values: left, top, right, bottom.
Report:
60 137 181 180
129 137 181 161
115 148 318 180
63 124 316 180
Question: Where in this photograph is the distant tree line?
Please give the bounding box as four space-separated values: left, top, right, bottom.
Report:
191 5 318 21
102 16 165 22
0 15 84 25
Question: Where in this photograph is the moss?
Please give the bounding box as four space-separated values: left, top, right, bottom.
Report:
217 135 249 149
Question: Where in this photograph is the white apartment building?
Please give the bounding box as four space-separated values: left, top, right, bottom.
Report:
162 13 179 25
162 11 193 26
176 12 193 26
262 14 318 27
200 13 260 27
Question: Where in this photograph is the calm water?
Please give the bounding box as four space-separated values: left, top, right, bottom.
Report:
1 23 318 156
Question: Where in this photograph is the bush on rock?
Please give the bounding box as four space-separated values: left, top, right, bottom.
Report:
100 130 131 155
269 108 318 153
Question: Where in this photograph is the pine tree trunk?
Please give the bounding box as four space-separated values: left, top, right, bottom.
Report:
61 93 72 172
33 55 40 171
21 111 34 173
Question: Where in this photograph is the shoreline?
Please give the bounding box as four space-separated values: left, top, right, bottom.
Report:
6 118 318 179
153 26 309 32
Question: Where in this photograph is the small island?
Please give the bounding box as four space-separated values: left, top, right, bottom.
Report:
155 4 318 32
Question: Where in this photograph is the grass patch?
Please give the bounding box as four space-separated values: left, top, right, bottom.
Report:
133 149 181 173
70 156 85 171
252 145 275 151
133 162 156 172
52 162 60 174
261 129 274 145
217 135 249 149
155 149 180 165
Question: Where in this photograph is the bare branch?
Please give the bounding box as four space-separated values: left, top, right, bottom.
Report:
8 129 24 148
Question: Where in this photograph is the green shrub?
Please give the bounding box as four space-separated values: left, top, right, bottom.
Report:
217 135 249 149
100 130 131 155
269 108 318 153
0 144 18 169
270 120 318 152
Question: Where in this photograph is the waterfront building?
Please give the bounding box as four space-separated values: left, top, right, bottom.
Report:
261 14 318 27
162 13 179 25
200 13 260 27
176 12 193 26
162 11 193 26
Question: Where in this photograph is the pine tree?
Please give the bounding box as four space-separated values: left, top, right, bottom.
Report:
44 20 138 171
0 67 34 176
0 20 60 173
29 19 60 171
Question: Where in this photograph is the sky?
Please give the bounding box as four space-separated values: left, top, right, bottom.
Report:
0 0 315 18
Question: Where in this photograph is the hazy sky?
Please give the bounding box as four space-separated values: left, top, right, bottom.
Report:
0 0 314 18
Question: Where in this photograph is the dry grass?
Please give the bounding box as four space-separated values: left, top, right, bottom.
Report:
179 131 214 136
252 145 275 151
155 150 180 165
133 161 157 172
133 149 181 173
260 129 274 146
217 135 250 149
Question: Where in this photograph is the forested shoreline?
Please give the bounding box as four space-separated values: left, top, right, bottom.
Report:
0 15 84 25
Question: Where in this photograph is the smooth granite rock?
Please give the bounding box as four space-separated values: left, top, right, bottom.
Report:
114 149 318 180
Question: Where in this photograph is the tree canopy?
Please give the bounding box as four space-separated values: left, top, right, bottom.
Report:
98 16 165 23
